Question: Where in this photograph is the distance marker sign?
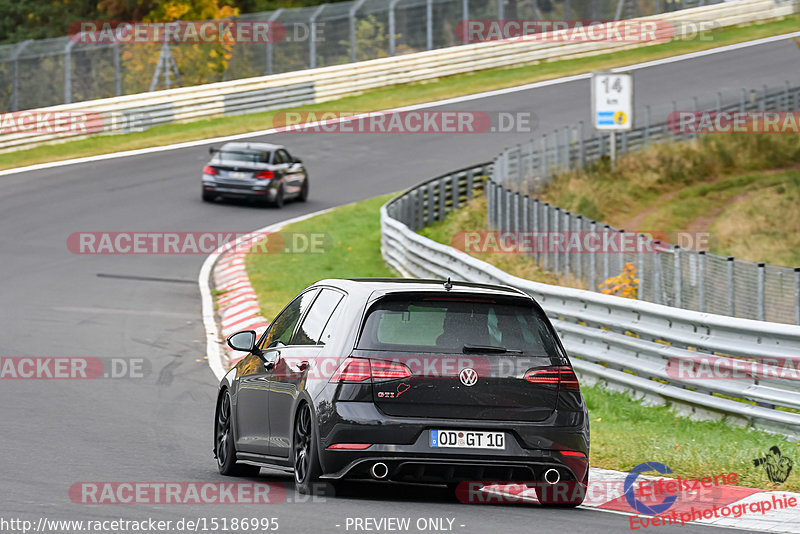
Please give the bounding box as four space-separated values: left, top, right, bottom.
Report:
592 72 633 131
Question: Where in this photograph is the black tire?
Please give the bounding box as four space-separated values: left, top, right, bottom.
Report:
534 469 588 507
215 391 260 477
293 403 324 494
272 184 285 208
202 190 215 202
298 177 309 202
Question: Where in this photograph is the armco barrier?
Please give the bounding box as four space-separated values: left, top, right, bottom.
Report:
381 166 800 439
1 0 795 153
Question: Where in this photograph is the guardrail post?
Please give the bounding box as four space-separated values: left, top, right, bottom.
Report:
513 192 520 234
575 215 583 283
795 267 800 326
522 194 529 245
388 0 401 55
426 181 435 226
740 88 746 112
652 243 662 304
504 187 510 232
487 180 494 228
553 208 561 275
64 40 76 104
113 42 121 96
417 188 425 231
426 0 434 50
452 173 460 211
266 9 283 75
578 121 585 168
716 91 722 112
673 245 682 309
438 178 446 221
698 250 706 313
617 228 625 277
309 4 327 69
757 263 765 321
466 168 475 200
533 199 540 263
542 203 550 272
602 224 610 283
636 234 644 300
564 211 572 278
644 106 650 147
727 256 735 316
590 221 597 291
553 130 560 176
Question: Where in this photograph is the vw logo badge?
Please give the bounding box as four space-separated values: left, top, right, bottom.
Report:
459 367 478 387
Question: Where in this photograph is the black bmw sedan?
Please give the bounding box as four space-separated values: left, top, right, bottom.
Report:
202 141 308 207
214 278 589 505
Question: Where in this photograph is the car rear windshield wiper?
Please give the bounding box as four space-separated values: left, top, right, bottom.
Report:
462 344 522 354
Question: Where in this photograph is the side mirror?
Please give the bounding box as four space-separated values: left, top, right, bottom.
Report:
227 330 257 352
293 157 302 164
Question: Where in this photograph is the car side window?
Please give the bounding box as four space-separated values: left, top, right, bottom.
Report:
293 289 344 346
318 297 345 346
259 289 319 349
276 149 290 164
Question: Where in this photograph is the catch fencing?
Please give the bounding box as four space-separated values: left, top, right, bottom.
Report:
382 166 800 439
490 81 800 325
3 0 785 111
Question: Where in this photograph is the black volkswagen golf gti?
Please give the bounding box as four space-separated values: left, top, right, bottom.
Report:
215 278 589 505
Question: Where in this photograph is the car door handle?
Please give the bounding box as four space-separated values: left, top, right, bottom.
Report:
294 361 309 372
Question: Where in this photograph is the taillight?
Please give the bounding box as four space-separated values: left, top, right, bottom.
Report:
330 359 371 382
330 358 411 383
203 165 218 175
370 359 412 381
560 450 586 457
256 170 274 180
524 366 580 390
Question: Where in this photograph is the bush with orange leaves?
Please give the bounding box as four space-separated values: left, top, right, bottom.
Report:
598 262 639 299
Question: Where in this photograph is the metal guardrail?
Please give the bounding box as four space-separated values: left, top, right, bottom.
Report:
381 166 800 439
491 81 800 325
1 0 795 153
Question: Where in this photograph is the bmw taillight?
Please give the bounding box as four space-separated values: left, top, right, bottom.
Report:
330 358 411 383
256 170 274 180
524 366 580 390
203 165 218 175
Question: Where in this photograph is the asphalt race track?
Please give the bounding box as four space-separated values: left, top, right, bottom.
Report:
1 37 799 533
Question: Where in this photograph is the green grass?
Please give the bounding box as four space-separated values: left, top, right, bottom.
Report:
4 14 800 171
243 192 800 491
536 134 800 266
584 385 800 492
244 193 398 318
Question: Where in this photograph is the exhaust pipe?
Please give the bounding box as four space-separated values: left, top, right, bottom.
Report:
543 468 561 485
370 462 389 480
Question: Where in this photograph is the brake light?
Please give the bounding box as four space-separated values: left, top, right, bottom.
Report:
330 358 412 383
256 170 274 180
327 443 372 450
203 165 218 175
559 450 586 457
524 366 580 390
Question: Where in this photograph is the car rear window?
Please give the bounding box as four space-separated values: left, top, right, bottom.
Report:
217 150 271 163
357 296 561 355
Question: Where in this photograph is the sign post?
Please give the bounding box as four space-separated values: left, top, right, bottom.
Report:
592 72 633 171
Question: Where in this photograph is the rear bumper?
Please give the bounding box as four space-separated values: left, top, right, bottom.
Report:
317 401 589 483
202 178 276 199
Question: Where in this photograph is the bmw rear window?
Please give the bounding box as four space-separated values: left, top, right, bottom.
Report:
357 296 561 355
217 150 271 163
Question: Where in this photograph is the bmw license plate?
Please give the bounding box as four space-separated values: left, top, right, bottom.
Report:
226 170 251 179
430 430 505 450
